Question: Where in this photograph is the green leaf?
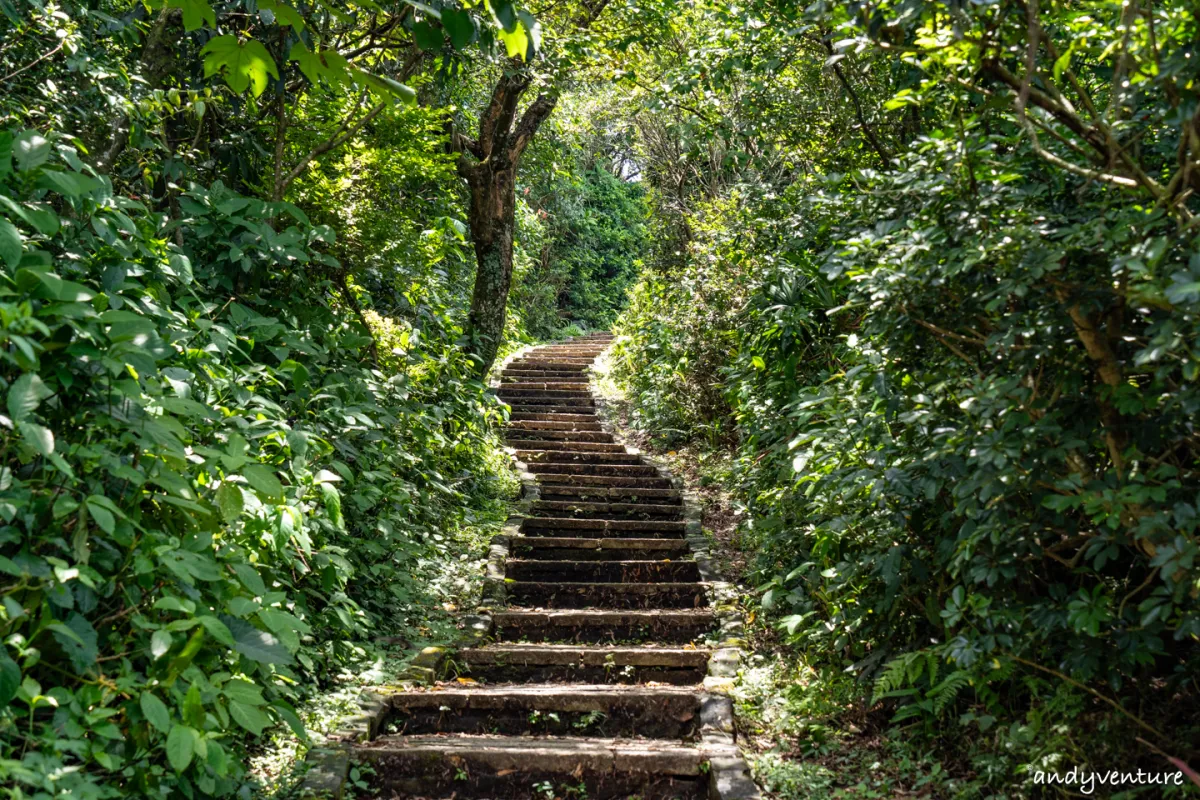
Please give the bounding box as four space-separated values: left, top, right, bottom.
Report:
168 0 216 30
242 464 283 502
13 131 50 171
17 421 54 456
7 373 51 423
0 218 20 268
413 20 443 52
441 7 476 49
141 691 172 733
223 679 265 706
229 700 271 735
201 35 280 96
216 482 244 522
0 650 20 706
228 617 292 665
16 268 93 301
86 497 116 534
259 0 304 32
231 563 267 597
151 629 173 659
166 725 195 771
198 615 235 647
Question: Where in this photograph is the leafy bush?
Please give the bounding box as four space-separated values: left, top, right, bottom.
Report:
615 117 1200 792
0 130 504 797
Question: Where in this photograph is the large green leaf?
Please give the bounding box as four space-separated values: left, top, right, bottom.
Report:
141 692 172 733
166 725 195 772
226 617 292 665
0 218 20 268
0 651 20 706
229 700 270 735
201 36 279 96
242 464 283 502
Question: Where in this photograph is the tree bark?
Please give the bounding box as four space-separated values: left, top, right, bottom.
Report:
455 65 558 375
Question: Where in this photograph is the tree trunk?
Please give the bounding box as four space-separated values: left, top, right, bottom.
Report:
454 65 557 376
464 167 518 372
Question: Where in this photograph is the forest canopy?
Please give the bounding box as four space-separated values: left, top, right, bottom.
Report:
2 0 1199 797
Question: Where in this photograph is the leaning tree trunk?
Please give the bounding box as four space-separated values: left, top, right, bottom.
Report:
453 66 557 376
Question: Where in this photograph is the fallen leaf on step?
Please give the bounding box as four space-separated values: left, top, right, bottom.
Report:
455 677 477 684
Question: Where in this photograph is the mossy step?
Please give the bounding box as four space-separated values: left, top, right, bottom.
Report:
505 559 702 583
536 473 673 489
510 536 691 559
520 517 687 534
506 581 709 610
504 429 615 443
358 734 709 799
538 485 681 501
529 463 660 477
516 449 642 464
531 500 685 519
491 609 715 644
506 419 605 431
383 684 702 740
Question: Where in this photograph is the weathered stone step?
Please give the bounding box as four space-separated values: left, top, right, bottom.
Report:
510 536 691 560
502 371 590 381
508 581 709 610
384 684 702 739
492 609 715 644
506 419 605 431
512 441 627 454
539 485 681 502
517 449 642 464
499 381 593 391
520 517 687 536
531 500 685 519
504 429 614 443
506 405 599 416
508 411 600 423
506 559 702 583
505 396 596 408
530 462 660 477
497 389 595 402
460 644 709 684
537 472 673 489
508 358 597 368
359 734 708 799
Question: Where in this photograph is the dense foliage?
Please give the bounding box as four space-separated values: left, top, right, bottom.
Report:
0 0 593 795
611 0 1200 793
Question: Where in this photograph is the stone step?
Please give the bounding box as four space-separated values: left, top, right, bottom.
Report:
460 644 710 684
506 559 702 583
530 500 685 519
359 734 708 799
517 449 643 464
497 389 595 401
504 396 596 408
520 517 687 536
502 371 591 381
507 581 709 610
510 536 692 560
492 609 715 644
508 359 597 368
513 441 627 454
506 405 599 416
539 485 681 502
537 472 673 489
499 381 593 391
504 429 615 443
508 411 601 423
529 462 660 477
505 419 605 431
384 684 703 740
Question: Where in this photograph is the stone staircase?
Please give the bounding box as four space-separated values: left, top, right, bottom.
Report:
349 334 759 799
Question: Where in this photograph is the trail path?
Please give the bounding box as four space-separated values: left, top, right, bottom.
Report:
349 334 760 798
